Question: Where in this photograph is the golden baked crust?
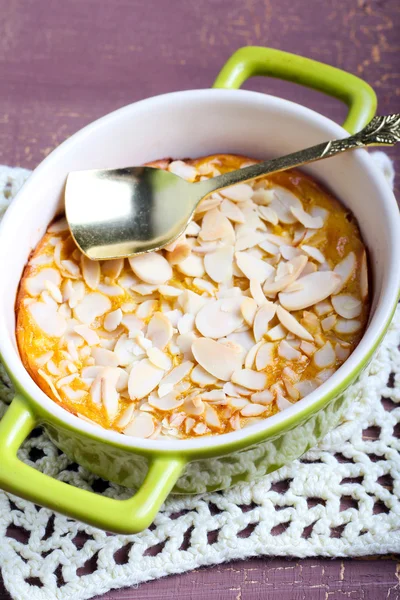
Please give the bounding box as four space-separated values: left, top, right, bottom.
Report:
16 154 370 437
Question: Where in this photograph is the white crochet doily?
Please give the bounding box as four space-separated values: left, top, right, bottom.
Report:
0 155 399 600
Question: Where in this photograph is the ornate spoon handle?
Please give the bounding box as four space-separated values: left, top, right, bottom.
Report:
200 114 400 194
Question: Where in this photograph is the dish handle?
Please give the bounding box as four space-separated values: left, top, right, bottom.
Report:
0 394 185 534
213 46 377 134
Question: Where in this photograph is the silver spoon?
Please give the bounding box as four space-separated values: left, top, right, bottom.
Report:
65 114 400 260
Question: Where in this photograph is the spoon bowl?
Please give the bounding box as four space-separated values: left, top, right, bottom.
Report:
66 114 400 260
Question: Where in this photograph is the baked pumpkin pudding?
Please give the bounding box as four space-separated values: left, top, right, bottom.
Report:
16 154 369 439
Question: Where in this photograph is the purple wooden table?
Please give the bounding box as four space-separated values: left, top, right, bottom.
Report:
0 1 399 598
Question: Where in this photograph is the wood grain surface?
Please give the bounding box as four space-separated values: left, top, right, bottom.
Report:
0 0 399 598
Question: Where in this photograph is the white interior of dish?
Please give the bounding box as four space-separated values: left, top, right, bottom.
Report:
0 89 399 452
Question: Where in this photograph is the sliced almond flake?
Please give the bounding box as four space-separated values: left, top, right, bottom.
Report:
253 301 276 342
74 324 100 346
255 342 274 371
190 364 217 386
35 351 54 367
204 404 221 428
147 347 172 370
360 250 368 301
192 338 242 381
131 283 158 296
252 188 274 205
128 253 172 285
55 373 78 389
290 206 323 229
185 221 201 236
29 302 67 337
160 361 194 388
176 253 205 277
300 244 325 263
201 390 226 402
25 268 61 297
251 389 274 405
193 277 215 295
103 308 123 332
235 251 275 283
195 195 223 215
135 332 152 351
98 367 120 419
158 285 184 297
282 376 300 401
67 340 79 362
220 183 253 203
300 340 317 357
268 186 303 224
263 255 308 295
220 198 245 223
280 245 302 261
334 318 362 334
185 417 196 433
178 290 208 316
258 239 280 256
38 368 63 401
124 413 155 438
44 280 62 303
204 245 234 283
192 241 221 255
278 340 301 360
331 294 362 319
177 313 195 335
235 231 267 252
266 323 286 341
183 397 205 416
241 403 268 417
100 258 123 280
240 297 258 327
193 422 208 435
121 314 144 338
199 208 234 242
128 358 164 400
176 332 197 360
294 380 318 398
73 292 111 325
92 347 119 367
80 255 100 290
81 365 104 380
229 413 241 430
276 305 313 341
48 217 68 233
30 254 54 266
231 368 267 391
335 343 351 361
321 314 337 331
133 299 156 320
40 290 58 309
195 297 243 338
333 252 356 293
276 393 293 411
62 386 85 401
166 240 191 265
168 160 197 181
250 278 267 306
313 341 336 368
116 404 135 429
279 271 341 311
245 340 264 369
258 205 278 226
223 381 252 397
149 392 183 411
61 259 80 278
314 300 332 316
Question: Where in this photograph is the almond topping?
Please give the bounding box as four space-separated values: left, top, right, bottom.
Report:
192 338 242 381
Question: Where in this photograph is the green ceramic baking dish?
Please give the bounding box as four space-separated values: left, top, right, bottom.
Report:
0 47 399 534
